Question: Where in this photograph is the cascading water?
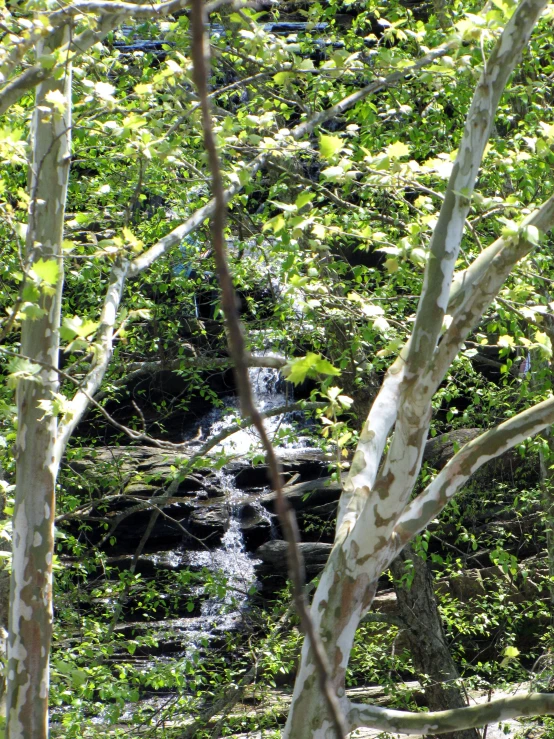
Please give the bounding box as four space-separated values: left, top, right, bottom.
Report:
189 471 258 633
178 362 314 644
200 363 313 456
86 361 319 730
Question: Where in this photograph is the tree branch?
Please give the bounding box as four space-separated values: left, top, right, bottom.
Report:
0 0 193 116
189 1 347 736
394 394 554 548
406 0 548 376
57 256 130 451
341 0 550 566
347 692 554 735
129 38 458 277
432 193 554 388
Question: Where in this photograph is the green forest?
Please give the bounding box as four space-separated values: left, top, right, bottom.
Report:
3 0 554 737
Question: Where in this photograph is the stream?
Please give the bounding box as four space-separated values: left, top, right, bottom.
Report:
66 361 326 732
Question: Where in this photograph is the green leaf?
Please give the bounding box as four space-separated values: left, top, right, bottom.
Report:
521 224 541 245
539 121 554 140
71 669 87 688
377 337 403 357
38 54 57 69
273 72 293 85
95 81 116 100
338 394 353 408
19 303 47 320
262 214 286 234
31 258 59 286
500 645 520 666
6 358 43 389
385 141 410 159
269 201 297 213
295 192 315 210
44 89 66 114
320 166 345 181
319 134 343 160
504 646 520 658
134 83 153 96
284 353 341 385
535 330 552 358
60 315 99 341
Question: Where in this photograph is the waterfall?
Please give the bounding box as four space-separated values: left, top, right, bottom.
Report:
199 363 312 456
177 360 312 647
189 472 258 632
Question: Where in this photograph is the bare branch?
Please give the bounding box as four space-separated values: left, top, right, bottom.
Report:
130 38 458 276
348 692 554 735
189 1 347 736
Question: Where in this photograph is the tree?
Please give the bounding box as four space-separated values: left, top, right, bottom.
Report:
389 545 480 739
1 0 451 733
279 0 554 735
7 24 72 737
3 0 554 736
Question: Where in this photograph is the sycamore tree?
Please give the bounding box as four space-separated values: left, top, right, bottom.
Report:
3 0 554 737
0 1 455 734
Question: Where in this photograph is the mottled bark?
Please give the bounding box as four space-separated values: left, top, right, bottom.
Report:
285 2 554 736
0 470 8 716
539 439 554 604
6 27 71 739
390 546 479 739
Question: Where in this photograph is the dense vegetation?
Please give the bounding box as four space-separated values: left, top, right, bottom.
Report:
3 0 554 736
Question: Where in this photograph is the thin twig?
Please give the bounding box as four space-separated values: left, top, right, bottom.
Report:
0 347 320 456
189 2 347 736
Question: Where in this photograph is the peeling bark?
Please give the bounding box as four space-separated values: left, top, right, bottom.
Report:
6 28 71 739
285 3 554 736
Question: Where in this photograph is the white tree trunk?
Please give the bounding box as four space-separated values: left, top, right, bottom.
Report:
284 2 554 736
6 28 71 739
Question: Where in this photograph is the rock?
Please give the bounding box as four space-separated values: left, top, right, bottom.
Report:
123 482 159 496
423 430 482 469
204 483 225 499
448 569 487 600
372 589 398 614
231 448 331 490
259 476 343 513
423 428 537 484
189 505 230 533
106 549 191 575
255 540 333 583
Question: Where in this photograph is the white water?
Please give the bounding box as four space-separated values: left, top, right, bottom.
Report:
189 472 259 632
175 363 312 646
87 357 316 728
200 364 313 456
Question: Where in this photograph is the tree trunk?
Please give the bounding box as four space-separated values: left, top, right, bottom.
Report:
539 430 554 604
390 545 480 739
0 468 9 720
6 27 71 739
